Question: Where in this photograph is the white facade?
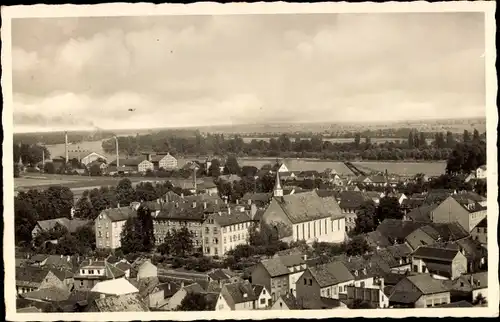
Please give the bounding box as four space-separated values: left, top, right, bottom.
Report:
255 287 272 309
81 152 107 166
278 164 289 173
476 166 487 179
138 160 154 173
215 293 231 311
159 154 178 169
292 217 345 244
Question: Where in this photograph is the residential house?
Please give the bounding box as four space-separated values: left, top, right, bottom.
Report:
108 157 154 174
403 204 438 222
197 181 219 195
274 161 290 173
261 177 345 244
346 278 389 308
86 160 108 172
453 191 487 208
401 197 426 214
20 286 71 303
73 259 126 291
374 244 413 273
296 260 355 307
475 165 487 180
435 238 487 273
95 206 137 249
369 175 388 187
15 266 67 295
91 277 139 296
448 271 488 303
298 170 321 180
271 293 301 310
165 282 205 311
336 191 372 232
241 192 273 208
208 269 242 287
32 218 91 239
150 153 177 170
430 196 487 232
86 293 150 312
251 253 309 301
202 208 257 256
363 231 392 250
470 218 487 246
404 222 469 251
137 260 158 281
69 151 107 167
376 219 427 244
389 274 451 308
216 281 270 310
411 246 468 280
146 280 182 310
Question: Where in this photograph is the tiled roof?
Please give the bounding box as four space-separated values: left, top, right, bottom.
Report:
315 190 337 198
405 204 438 222
241 192 273 203
376 219 427 242
21 286 71 302
406 274 450 295
423 262 453 278
223 282 258 304
101 207 137 222
453 191 486 203
302 297 344 309
401 197 425 209
364 231 392 248
155 281 182 299
338 191 371 209
211 211 253 227
155 202 208 221
35 218 91 234
16 266 50 287
203 292 220 310
274 190 344 224
208 269 231 281
279 292 301 309
436 237 487 261
260 254 306 277
109 157 148 167
93 293 149 312
116 262 131 272
412 246 460 262
309 261 354 287
389 291 422 304
17 306 42 313
386 244 413 259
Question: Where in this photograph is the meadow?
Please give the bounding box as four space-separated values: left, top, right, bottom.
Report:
241 137 434 145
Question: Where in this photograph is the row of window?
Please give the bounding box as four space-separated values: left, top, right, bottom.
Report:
204 232 248 245
155 221 201 227
295 219 341 240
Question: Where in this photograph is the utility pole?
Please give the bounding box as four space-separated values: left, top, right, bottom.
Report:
115 136 120 169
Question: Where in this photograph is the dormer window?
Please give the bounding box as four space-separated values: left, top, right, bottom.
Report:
354 270 358 276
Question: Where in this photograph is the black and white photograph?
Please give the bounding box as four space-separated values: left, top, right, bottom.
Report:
2 1 498 320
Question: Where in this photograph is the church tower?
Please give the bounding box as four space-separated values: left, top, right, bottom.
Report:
273 171 283 197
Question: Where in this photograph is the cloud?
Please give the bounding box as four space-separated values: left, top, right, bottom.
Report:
10 13 486 131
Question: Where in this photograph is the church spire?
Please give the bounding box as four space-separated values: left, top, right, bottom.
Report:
274 171 283 197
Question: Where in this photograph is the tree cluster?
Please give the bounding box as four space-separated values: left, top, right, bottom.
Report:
157 227 195 257
120 205 155 254
14 143 51 167
446 139 486 175
32 223 96 256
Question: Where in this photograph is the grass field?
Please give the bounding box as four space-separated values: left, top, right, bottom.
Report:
352 161 446 176
241 137 434 144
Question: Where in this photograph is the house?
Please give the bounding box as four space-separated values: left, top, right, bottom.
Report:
374 244 413 273
20 286 71 303
86 293 150 312
251 253 309 301
470 217 487 246
298 170 321 180
273 161 290 173
202 208 258 257
404 222 469 251
389 274 451 308
271 292 301 310
91 277 139 296
86 160 108 172
208 269 241 287
165 282 205 311
363 231 392 249
448 271 488 303
336 191 372 232
68 151 107 167
435 300 474 308
453 191 487 208
16 266 67 295
216 281 269 310
218 174 242 183
364 191 384 204
435 238 487 273
32 218 91 239
261 175 345 244
403 204 438 222
369 175 388 187
430 196 487 232
95 206 137 249
346 278 389 308
241 192 273 208
150 153 177 170
108 157 154 174
197 180 219 195
136 260 158 281
146 280 182 309
73 259 126 291
376 219 427 244
296 260 355 303
401 197 426 214
410 246 468 280
475 165 487 180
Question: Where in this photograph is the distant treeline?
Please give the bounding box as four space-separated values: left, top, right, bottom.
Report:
14 130 117 145
101 129 485 162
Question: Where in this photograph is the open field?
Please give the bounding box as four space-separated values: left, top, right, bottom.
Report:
352 161 446 176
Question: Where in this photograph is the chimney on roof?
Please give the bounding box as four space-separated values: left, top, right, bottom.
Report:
192 201 197 208
117 202 120 208
181 193 184 199
228 207 231 215
236 199 239 205
203 201 207 209
250 203 257 220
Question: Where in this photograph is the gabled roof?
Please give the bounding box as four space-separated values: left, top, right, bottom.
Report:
209 211 253 227
406 274 450 295
16 266 50 287
405 204 438 222
109 157 149 167
364 231 392 248
241 192 273 203
272 190 344 224
338 191 371 209
223 281 258 304
92 293 149 312
475 217 487 228
35 218 91 233
412 246 460 262
376 219 427 242
259 254 306 277
308 261 354 287
21 286 71 302
91 277 139 295
100 207 137 222
315 189 337 198
278 292 301 309
389 290 422 304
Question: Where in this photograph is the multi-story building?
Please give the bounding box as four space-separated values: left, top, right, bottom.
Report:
470 217 487 246
410 246 468 280
73 259 126 291
260 172 346 244
202 207 258 256
475 165 487 180
389 274 451 308
95 207 137 249
15 266 67 295
151 153 178 170
430 196 487 233
108 157 154 174
251 253 309 301
346 278 389 308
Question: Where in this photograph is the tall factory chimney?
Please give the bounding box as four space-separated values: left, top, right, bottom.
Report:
65 131 69 164
115 136 120 168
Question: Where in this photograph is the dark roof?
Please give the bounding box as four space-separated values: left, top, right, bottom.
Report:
109 157 149 167
208 269 232 281
259 254 306 277
203 292 220 310
100 207 137 222
309 261 354 287
406 274 450 295
241 192 272 203
17 306 42 313
412 246 460 262
364 231 392 248
224 282 258 304
389 291 422 304
435 300 474 308
35 218 91 233
21 286 71 302
338 191 371 209
155 281 182 298
315 190 337 198
116 262 131 271
302 297 344 309
155 201 210 221
16 266 50 287
423 262 453 278
382 272 407 286
401 197 425 209
273 190 344 224
210 211 253 227
278 292 301 309
453 191 486 203
405 204 438 222
376 219 427 241
475 217 487 228
92 293 149 312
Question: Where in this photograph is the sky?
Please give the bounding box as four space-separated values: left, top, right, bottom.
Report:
11 12 486 133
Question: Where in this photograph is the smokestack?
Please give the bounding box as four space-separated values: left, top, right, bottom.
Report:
193 166 198 194
65 131 69 163
115 136 120 169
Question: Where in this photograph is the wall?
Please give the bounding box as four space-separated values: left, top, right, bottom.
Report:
451 252 468 280
295 270 321 303
148 289 168 309
166 288 187 311
95 214 113 249
234 300 254 310
73 277 101 291
202 219 223 256
414 292 450 308
154 219 202 248
270 275 290 302
137 262 158 280
215 293 231 311
39 271 67 290
472 288 488 302
292 217 345 244
271 297 290 310
262 199 293 239
251 264 272 297
431 197 469 232
289 270 306 296
405 229 437 250
468 210 487 232
160 155 178 170
255 288 272 309
471 225 487 245
219 221 252 255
